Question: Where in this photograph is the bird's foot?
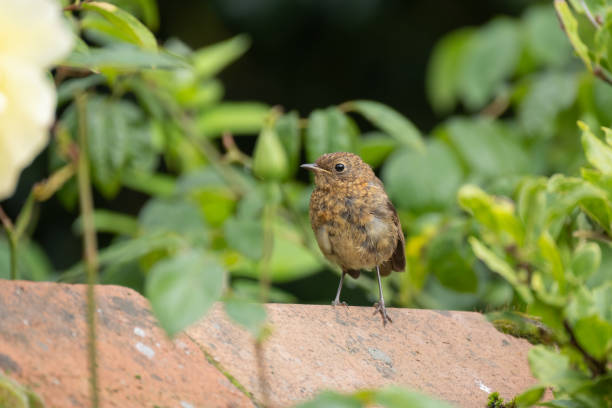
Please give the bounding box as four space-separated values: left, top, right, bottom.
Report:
331 299 349 309
373 301 393 326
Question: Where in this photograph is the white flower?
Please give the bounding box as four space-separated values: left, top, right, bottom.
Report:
0 0 73 200
0 0 73 68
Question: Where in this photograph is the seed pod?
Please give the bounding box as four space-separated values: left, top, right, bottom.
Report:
253 125 289 181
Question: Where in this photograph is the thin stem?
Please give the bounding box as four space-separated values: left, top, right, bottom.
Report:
76 94 100 408
480 93 510 118
572 229 612 243
594 67 612 87
14 193 36 240
153 88 251 196
0 206 17 280
563 320 606 377
259 198 274 304
580 0 601 28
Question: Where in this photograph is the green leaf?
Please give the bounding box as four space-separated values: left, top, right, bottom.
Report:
538 232 567 295
0 374 28 408
469 237 533 303
63 44 186 71
528 345 589 392
196 102 270 137
193 35 251 79
60 233 183 282
57 75 105 106
547 174 612 234
554 0 592 72
74 96 154 198
458 18 521 110
427 228 477 293
139 198 209 246
426 28 474 114
346 100 424 151
458 184 524 245
571 242 601 281
519 72 577 138
527 299 565 337
73 209 140 236
357 132 397 168
517 177 547 244
82 2 157 50
295 391 362 408
0 239 54 281
514 386 546 407
573 315 612 360
178 169 237 227
122 170 176 197
592 282 612 322
231 220 322 282
374 386 453 408
223 217 263 260
383 140 463 213
224 299 267 337
146 251 225 336
579 120 612 174
443 118 531 180
523 4 573 68
275 111 301 177
115 0 159 29
305 107 356 162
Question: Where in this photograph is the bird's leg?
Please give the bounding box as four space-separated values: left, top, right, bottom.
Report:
331 271 348 307
373 265 392 325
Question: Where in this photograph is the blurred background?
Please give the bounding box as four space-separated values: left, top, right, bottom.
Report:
3 0 595 310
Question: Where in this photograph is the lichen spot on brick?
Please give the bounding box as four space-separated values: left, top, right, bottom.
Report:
135 342 155 359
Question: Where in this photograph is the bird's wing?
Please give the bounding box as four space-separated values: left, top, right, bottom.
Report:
387 200 406 272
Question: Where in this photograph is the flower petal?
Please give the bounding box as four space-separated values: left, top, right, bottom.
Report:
0 0 74 68
0 57 55 200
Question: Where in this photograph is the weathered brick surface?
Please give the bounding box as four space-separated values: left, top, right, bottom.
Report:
0 280 254 408
187 303 539 408
0 280 540 408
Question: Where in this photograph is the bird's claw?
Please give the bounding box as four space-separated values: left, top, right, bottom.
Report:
373 302 392 326
331 299 349 309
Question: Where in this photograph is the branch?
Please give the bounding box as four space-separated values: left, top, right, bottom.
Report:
75 94 100 408
0 206 17 280
563 320 606 377
580 0 601 28
594 66 612 86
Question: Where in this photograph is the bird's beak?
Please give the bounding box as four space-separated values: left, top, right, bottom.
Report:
300 163 321 172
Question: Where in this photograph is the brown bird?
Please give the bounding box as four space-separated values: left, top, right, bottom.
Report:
301 152 405 325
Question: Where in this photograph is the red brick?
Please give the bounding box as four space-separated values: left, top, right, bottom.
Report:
187 303 540 407
0 280 254 408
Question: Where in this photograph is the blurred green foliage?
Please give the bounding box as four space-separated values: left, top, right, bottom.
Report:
2 0 612 405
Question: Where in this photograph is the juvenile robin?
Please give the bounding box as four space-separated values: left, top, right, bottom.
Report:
301 152 405 325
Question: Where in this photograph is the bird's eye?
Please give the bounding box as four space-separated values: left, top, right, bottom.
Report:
335 163 345 172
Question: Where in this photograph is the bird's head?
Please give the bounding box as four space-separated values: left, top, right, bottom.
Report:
301 152 375 188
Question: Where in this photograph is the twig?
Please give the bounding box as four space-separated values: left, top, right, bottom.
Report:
0 206 14 233
572 229 612 243
0 206 17 280
76 94 100 408
563 320 606 377
480 94 510 118
580 0 601 28
143 80 251 195
221 132 252 166
594 67 612 86
63 0 90 11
